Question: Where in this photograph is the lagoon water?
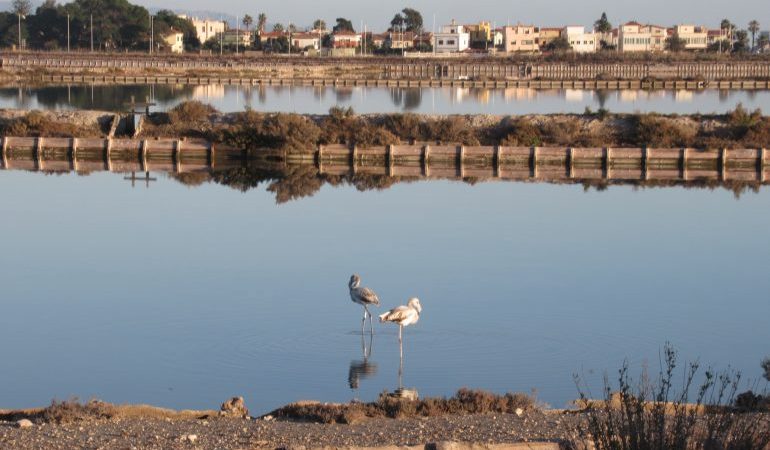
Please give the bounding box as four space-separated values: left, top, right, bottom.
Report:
1 168 769 413
2 83 770 114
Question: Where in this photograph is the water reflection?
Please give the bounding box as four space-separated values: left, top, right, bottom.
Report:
1 83 769 114
348 332 377 399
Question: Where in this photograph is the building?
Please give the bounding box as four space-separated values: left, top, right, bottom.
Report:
370 33 388 49
618 22 666 52
674 25 708 50
707 29 729 48
331 30 361 48
433 20 470 53
492 28 504 48
181 16 226 45
291 33 321 50
218 29 253 48
163 30 184 53
562 26 598 53
466 21 492 46
386 31 416 50
536 27 562 50
503 25 539 52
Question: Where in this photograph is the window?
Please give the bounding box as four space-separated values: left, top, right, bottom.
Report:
438 40 444 45
448 40 455 45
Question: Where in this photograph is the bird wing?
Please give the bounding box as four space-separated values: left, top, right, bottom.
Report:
379 305 413 323
354 287 380 306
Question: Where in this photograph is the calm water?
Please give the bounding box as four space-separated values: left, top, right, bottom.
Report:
2 83 770 114
1 168 769 413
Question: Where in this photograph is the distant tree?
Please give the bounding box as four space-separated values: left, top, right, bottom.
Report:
272 23 284 32
763 357 770 381
155 10 200 51
748 20 760 50
721 19 735 42
401 8 423 32
594 12 612 33
665 36 687 52
758 34 770 51
332 17 354 33
11 0 32 16
242 14 253 32
288 23 297 33
733 29 749 52
546 36 571 52
389 13 404 32
313 19 325 31
257 12 266 33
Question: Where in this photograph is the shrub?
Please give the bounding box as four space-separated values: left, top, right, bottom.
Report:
224 110 321 152
42 399 115 424
168 101 217 126
631 114 696 147
422 116 480 145
498 117 542 146
383 113 423 141
574 344 770 450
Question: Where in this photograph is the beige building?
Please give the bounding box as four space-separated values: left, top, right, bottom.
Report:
291 33 321 50
163 30 184 53
218 29 253 48
674 25 708 50
536 27 562 50
503 25 539 52
331 30 361 48
181 16 226 45
619 22 666 52
434 20 470 53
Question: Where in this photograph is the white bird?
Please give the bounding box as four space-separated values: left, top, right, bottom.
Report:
379 297 422 358
349 274 380 333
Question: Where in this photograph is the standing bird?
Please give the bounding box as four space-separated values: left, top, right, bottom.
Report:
379 298 422 360
349 274 380 334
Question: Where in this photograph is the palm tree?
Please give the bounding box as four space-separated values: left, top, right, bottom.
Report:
257 13 267 34
313 19 326 32
272 23 284 32
288 23 297 33
243 14 253 32
748 20 760 51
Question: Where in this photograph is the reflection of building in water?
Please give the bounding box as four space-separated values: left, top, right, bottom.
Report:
450 87 470 103
564 89 584 102
503 88 536 101
675 90 694 102
192 84 225 101
474 89 491 105
619 90 639 102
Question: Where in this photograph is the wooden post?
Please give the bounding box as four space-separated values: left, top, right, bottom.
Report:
387 144 394 168
317 144 324 172
643 147 649 181
70 138 78 171
604 147 611 179
35 137 44 170
1 136 7 170
682 148 688 180
494 145 501 178
459 145 465 178
567 147 574 178
174 139 181 173
209 142 215 169
105 138 113 171
423 145 430 177
761 148 767 183
351 144 358 168
141 140 148 172
531 146 538 178
721 148 728 181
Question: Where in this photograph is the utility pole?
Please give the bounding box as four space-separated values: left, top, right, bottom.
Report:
236 15 239 55
17 13 21 51
219 16 223 55
149 14 154 54
67 14 70 52
90 14 94 52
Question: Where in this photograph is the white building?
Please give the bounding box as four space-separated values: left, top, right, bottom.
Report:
434 20 470 53
164 31 184 53
562 26 597 53
180 15 226 45
674 25 708 50
618 22 666 52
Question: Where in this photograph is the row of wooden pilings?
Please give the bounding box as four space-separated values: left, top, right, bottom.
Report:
302 144 770 182
0 136 220 173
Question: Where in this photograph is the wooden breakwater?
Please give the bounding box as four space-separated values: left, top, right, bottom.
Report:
3 54 770 84
0 136 248 173
296 144 770 183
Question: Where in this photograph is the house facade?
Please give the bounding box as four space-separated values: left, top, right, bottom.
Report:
386 31 416 50
434 20 470 53
618 22 666 52
331 30 361 48
537 27 562 50
674 25 708 50
184 17 226 45
218 29 253 48
562 26 598 53
503 25 539 52
163 30 185 53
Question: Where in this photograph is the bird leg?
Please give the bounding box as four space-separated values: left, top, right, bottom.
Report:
398 325 403 361
364 305 373 334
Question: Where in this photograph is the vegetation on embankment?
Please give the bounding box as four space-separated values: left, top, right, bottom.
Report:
138 102 770 151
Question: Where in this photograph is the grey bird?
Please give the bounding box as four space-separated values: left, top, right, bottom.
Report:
349 274 380 333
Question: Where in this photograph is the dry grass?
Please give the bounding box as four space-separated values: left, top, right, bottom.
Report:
0 111 103 137
270 388 535 424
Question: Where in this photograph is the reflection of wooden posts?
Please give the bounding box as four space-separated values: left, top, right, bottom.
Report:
642 146 649 181
423 145 430 177
317 144 324 172
174 139 181 173
682 147 688 180
531 146 538 178
1 137 7 170
459 145 465 178
209 142 216 169
761 148 767 183
141 139 148 172
105 138 113 171
70 138 78 171
721 148 728 181
604 147 611 179
494 145 501 178
35 137 44 170
351 144 358 174
387 145 394 177
567 147 574 178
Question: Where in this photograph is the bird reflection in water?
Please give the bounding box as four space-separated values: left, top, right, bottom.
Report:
348 331 377 400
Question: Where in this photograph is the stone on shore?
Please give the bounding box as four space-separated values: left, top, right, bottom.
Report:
16 419 33 429
220 397 249 418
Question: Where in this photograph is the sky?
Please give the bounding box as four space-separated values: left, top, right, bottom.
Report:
127 0 769 31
